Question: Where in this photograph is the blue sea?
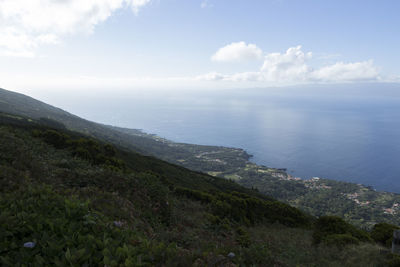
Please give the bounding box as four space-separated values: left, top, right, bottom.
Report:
38 83 400 192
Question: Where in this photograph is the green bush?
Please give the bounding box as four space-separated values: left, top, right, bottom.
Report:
38 129 69 149
235 227 251 247
371 223 399 247
174 187 214 203
73 147 91 160
33 129 125 170
174 187 312 228
313 216 371 245
103 144 117 157
0 184 183 266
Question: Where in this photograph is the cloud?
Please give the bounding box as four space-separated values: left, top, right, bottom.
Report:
310 60 379 82
204 45 380 84
128 0 151 15
0 0 151 57
211 41 263 62
259 45 312 82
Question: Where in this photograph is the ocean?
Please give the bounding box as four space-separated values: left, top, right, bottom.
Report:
38 83 400 192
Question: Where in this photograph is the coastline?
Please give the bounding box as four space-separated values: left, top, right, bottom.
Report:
2 86 400 229
124 127 400 228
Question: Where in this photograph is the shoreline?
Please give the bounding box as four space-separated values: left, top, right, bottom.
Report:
123 127 400 228
134 126 389 193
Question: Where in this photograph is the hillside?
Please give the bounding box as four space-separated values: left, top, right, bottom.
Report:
0 88 249 166
1 87 400 229
2 111 400 266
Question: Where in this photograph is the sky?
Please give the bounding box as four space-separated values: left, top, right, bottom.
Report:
0 0 400 94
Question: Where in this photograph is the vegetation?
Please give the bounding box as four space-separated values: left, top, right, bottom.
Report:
1 185 181 266
3 87 400 230
312 216 372 246
2 88 400 265
236 170 400 228
0 112 399 266
371 223 400 247
2 87 400 230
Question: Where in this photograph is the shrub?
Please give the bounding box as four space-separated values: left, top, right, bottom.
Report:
371 223 400 247
174 187 214 203
0 184 181 266
103 144 117 157
174 187 312 228
313 216 371 246
39 129 69 149
236 227 251 247
33 129 125 170
73 147 91 160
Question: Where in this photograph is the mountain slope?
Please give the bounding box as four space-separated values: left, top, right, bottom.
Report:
2 87 400 229
0 88 249 169
2 112 399 266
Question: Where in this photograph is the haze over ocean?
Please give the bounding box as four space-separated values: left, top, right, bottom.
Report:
39 83 400 192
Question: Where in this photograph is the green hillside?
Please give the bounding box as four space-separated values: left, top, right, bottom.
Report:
1 112 400 266
0 88 247 164
2 87 400 229
3 88 400 265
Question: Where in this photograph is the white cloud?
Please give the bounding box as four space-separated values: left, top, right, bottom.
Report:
211 41 263 62
310 60 379 82
0 0 151 57
260 45 312 82
205 45 380 84
128 0 151 15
